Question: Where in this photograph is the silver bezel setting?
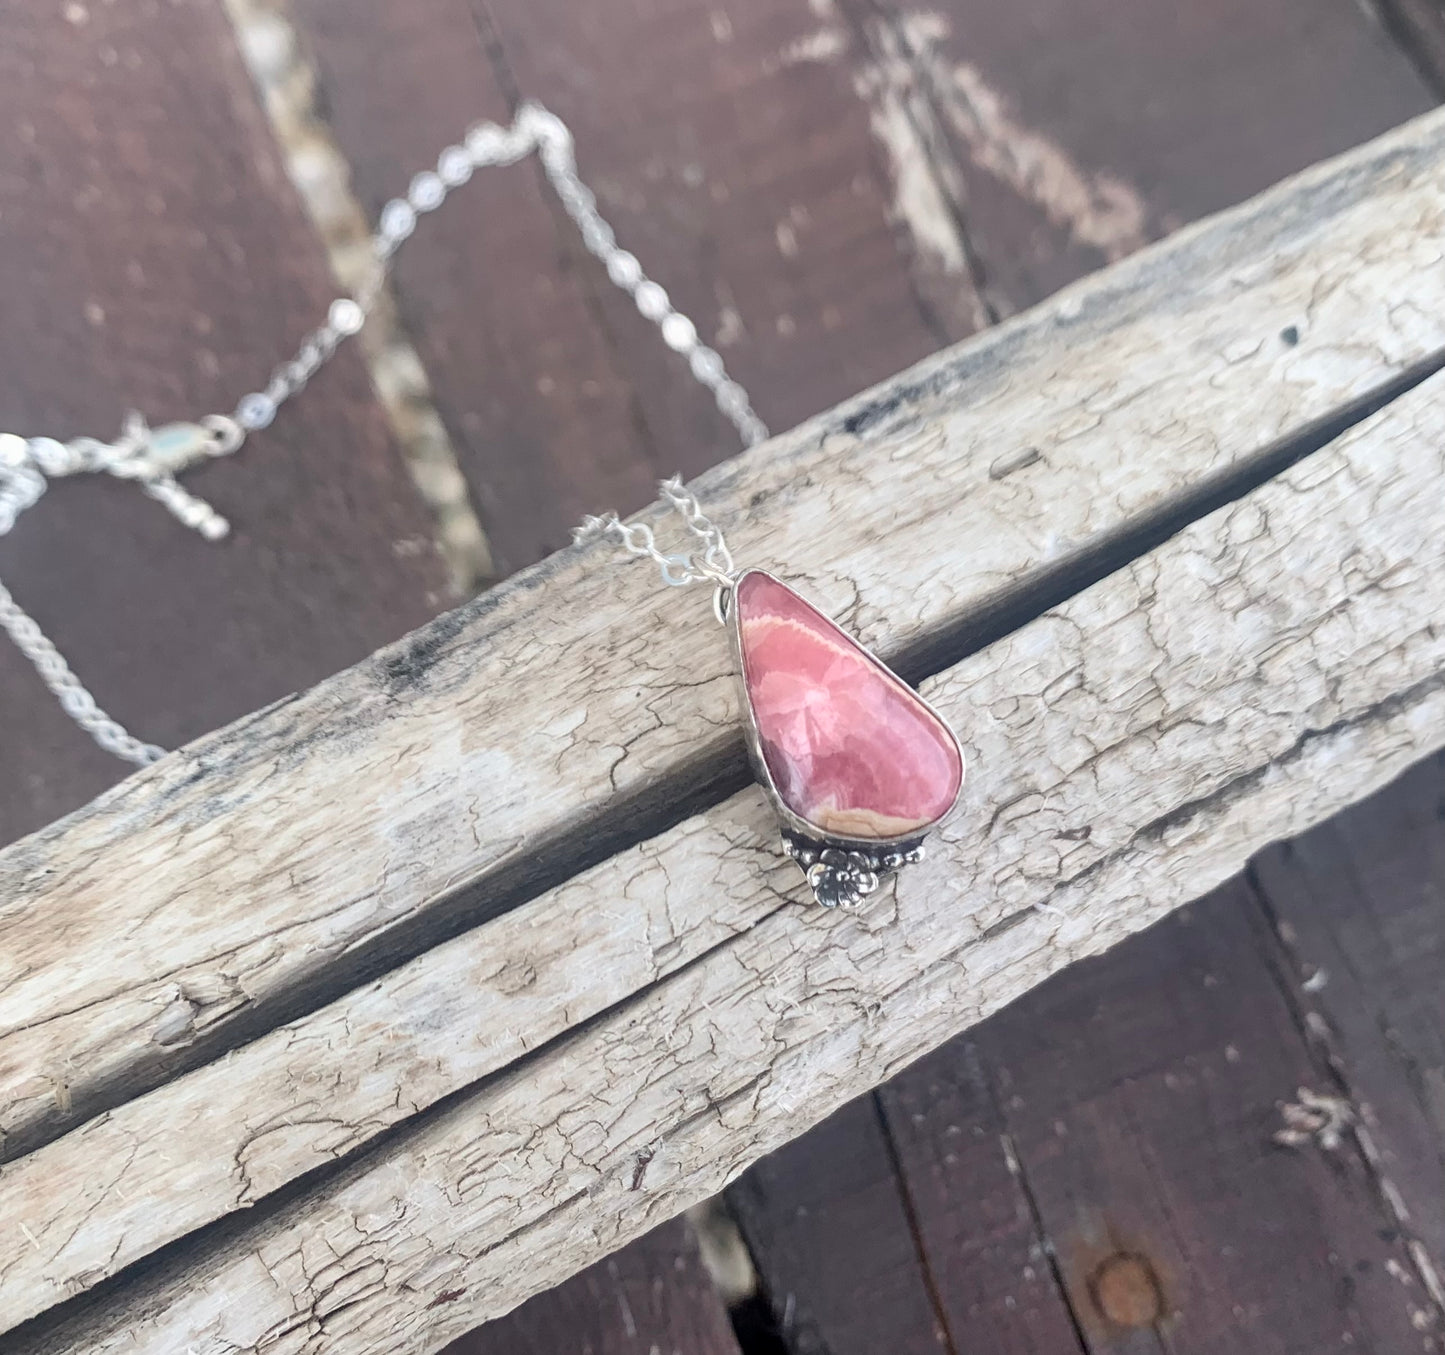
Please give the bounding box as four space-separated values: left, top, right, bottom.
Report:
727 569 965 907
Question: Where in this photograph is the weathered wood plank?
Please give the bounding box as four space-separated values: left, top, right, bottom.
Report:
3 109 1444 1172
10 350 1445 1352
972 881 1436 1353
0 0 444 845
288 0 664 575
876 1045 1089 1354
472 0 985 405
1253 757 1445 1282
439 1217 742 1355
861 0 1435 315
288 0 962 572
726 1096 972 1355
0 803 777 1326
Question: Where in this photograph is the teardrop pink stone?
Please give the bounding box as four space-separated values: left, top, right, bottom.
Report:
735 571 962 841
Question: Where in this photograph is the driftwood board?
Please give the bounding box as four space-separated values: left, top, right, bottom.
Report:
3 105 1444 1161
2 109 1445 1351
9 316 1445 1354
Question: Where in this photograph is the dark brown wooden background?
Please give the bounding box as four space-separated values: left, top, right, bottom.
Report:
1 0 1442 1349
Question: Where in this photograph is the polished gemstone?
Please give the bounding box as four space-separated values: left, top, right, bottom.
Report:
735 571 963 840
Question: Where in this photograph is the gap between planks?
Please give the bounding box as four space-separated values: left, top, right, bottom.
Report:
1373 0 1445 98
222 0 495 595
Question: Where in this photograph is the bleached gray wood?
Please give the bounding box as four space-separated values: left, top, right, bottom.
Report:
2 107 1444 1179
0 820 779 1328
13 358 1445 1355
4 108 1445 1351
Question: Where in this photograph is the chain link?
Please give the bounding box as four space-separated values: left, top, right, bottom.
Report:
0 577 165 765
526 106 768 448
1 102 765 767
575 475 741 625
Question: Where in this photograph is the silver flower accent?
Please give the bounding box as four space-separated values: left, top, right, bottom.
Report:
782 833 926 907
805 849 881 908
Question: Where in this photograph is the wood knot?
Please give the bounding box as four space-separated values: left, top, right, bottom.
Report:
493 958 538 996
1090 1252 1164 1327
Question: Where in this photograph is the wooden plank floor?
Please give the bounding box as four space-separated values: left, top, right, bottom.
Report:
439 1218 744 1355
0 0 445 844
1 0 1441 1349
728 758 1445 1353
283 0 1435 573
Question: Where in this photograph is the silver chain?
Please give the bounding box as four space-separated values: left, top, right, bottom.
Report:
576 476 736 587
575 476 742 626
0 102 766 767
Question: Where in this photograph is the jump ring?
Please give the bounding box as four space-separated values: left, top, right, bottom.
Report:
201 415 246 456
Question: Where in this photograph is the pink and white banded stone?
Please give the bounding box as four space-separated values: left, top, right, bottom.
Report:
734 571 963 841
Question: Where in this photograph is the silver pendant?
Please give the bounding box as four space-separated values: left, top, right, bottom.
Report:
725 569 964 907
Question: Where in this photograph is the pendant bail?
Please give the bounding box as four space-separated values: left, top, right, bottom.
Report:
713 579 734 626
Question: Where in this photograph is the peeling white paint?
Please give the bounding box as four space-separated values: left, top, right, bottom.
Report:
714 305 745 347
862 88 967 277
222 0 494 594
769 25 848 70
939 53 1151 260
846 12 990 333
860 10 1152 268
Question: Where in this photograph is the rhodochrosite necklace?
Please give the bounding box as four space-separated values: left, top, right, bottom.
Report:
7 89 964 905
577 483 964 907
